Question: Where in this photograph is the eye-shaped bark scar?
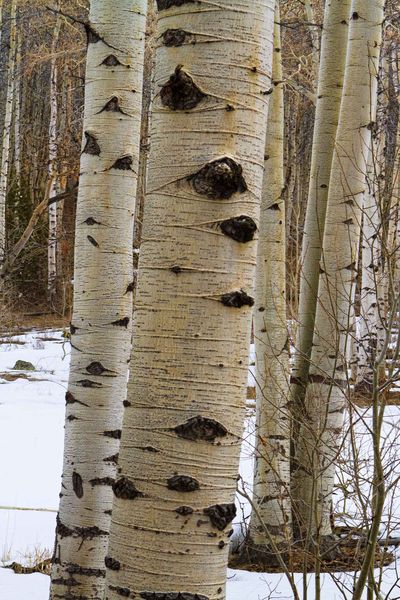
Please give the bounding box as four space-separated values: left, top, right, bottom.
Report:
161 66 206 110
174 416 227 442
219 215 257 242
188 157 247 200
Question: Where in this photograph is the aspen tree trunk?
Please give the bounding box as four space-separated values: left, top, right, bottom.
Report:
304 0 320 86
293 0 384 539
291 0 351 428
104 2 274 599
0 0 17 267
13 21 21 183
47 15 61 301
355 142 386 393
248 6 292 552
49 2 147 598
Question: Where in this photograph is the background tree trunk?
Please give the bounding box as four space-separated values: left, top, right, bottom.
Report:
293 0 384 539
50 1 147 598
104 1 274 599
248 4 292 552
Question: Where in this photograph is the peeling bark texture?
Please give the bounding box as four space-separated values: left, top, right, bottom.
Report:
105 2 274 599
0 0 17 267
292 0 351 435
248 5 292 549
50 2 147 599
293 0 384 538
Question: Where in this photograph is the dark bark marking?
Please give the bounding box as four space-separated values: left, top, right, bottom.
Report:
218 540 225 549
174 416 227 442
125 281 135 293
86 361 107 375
203 503 236 530
102 54 122 67
123 400 131 407
109 585 132 597
161 66 206 110
56 516 107 540
66 563 106 578
167 475 200 492
89 477 115 487
189 157 247 199
103 453 119 464
104 509 112 515
51 577 80 586
220 215 256 243
83 132 101 155
70 324 77 335
343 218 354 225
344 261 357 271
87 235 99 247
175 506 194 516
72 471 84 498
163 29 192 46
77 378 102 388
111 155 133 170
111 317 130 328
99 96 127 114
141 593 209 600
171 265 182 274
67 415 78 421
143 446 160 453
268 202 280 210
85 24 101 44
113 477 143 500
352 11 359 19
157 0 195 9
221 290 254 308
104 429 122 439
105 556 121 571
65 391 88 407
84 217 101 226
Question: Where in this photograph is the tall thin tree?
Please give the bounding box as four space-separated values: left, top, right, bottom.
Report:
293 0 384 538
50 1 147 598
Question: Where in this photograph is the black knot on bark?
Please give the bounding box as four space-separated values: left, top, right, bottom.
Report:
171 265 182 274
189 157 247 199
85 23 100 44
109 585 131 597
105 556 121 571
83 132 101 156
103 429 122 439
220 215 256 242
72 471 84 498
102 54 122 67
167 475 200 492
87 235 99 247
100 96 125 113
84 217 101 226
163 29 190 47
175 505 194 516
111 317 130 328
112 155 133 170
65 391 77 404
113 477 143 500
157 0 195 10
174 416 227 442
77 378 102 388
86 361 106 375
203 503 236 530
220 290 254 308
160 66 205 110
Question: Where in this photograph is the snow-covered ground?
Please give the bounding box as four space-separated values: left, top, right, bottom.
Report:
0 330 399 599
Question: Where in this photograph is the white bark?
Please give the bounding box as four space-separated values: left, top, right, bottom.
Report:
50 2 147 598
292 0 351 413
294 0 384 538
105 2 274 599
249 6 291 549
0 0 17 266
47 15 61 298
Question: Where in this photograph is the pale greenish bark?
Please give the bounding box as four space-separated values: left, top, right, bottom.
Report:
50 2 147 598
104 1 274 599
0 0 17 266
249 6 292 549
294 0 384 538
